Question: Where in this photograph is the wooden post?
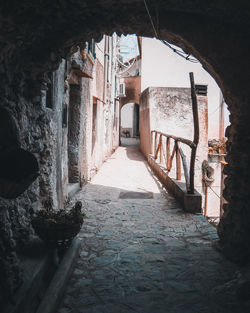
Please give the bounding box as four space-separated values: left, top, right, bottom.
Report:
177 142 190 190
166 137 170 169
189 72 199 194
168 144 176 172
204 185 208 216
155 134 162 160
150 131 153 154
154 131 157 158
176 142 181 180
159 135 163 164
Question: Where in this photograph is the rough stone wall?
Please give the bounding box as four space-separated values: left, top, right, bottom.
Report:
218 105 250 263
0 69 60 302
80 77 93 182
0 100 41 303
0 56 72 304
68 48 94 184
0 0 249 295
68 85 82 183
0 38 121 304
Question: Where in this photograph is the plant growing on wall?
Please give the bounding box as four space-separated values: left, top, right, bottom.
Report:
31 201 85 247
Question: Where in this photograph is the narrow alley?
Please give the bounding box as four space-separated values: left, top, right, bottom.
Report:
57 141 246 313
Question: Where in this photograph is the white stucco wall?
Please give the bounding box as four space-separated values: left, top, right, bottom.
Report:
121 103 134 128
95 37 105 67
141 37 230 139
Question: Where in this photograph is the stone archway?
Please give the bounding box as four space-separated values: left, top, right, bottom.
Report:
0 1 250 264
120 102 140 139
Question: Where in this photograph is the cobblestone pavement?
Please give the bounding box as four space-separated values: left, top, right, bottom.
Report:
58 144 250 313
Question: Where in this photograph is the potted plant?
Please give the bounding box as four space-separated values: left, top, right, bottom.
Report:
31 200 85 247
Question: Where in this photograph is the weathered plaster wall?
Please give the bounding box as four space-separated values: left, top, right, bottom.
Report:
121 103 134 129
206 154 224 217
139 87 208 192
80 77 93 182
120 76 141 107
141 37 230 140
140 90 151 157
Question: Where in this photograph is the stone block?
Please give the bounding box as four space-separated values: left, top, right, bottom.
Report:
148 155 201 213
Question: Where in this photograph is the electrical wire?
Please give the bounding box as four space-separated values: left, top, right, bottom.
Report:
161 40 199 63
117 57 137 76
96 43 104 54
143 0 199 63
206 183 221 199
208 105 220 117
143 0 158 38
117 58 135 69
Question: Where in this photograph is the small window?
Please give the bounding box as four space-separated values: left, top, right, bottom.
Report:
195 84 207 96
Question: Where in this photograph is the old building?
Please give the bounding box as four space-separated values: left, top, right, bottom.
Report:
134 36 228 219
0 0 250 309
0 34 121 305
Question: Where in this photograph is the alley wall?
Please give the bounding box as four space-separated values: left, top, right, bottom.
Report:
0 35 120 303
140 87 208 195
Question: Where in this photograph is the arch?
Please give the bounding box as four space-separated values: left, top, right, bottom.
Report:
120 102 140 139
0 1 250 262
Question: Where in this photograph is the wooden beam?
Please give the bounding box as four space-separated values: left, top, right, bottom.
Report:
154 132 158 158
176 142 181 180
93 95 106 104
189 72 199 194
150 131 153 154
168 144 176 172
151 130 195 148
159 135 163 164
176 142 190 191
166 137 170 170
155 134 162 160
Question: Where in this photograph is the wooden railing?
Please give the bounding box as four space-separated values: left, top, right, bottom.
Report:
150 73 199 194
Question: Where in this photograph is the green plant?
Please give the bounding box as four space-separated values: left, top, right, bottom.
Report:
31 201 85 247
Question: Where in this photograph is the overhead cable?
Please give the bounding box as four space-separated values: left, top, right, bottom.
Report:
143 0 199 63
161 40 199 63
